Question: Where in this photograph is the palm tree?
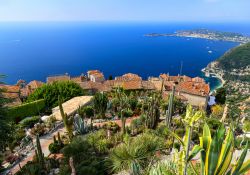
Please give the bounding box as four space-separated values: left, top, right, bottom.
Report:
108 132 165 174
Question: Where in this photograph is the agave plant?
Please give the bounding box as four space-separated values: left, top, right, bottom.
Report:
149 160 178 175
166 105 205 175
187 123 250 175
73 114 88 135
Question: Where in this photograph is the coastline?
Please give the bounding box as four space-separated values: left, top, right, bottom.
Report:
201 66 225 95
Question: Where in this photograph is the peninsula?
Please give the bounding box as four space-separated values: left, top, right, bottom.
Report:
145 28 250 43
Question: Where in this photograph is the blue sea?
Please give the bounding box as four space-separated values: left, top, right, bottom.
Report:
1 22 249 90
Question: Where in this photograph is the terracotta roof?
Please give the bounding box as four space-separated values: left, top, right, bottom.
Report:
192 77 205 83
71 76 86 83
47 75 70 83
19 80 44 97
87 70 101 76
79 81 111 92
141 81 156 90
159 74 169 80
91 72 104 78
27 80 44 89
115 73 142 81
0 84 20 93
0 84 22 106
177 81 210 97
122 81 142 90
160 74 192 82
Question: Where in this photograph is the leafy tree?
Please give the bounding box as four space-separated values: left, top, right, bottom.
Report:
26 81 84 109
215 87 226 104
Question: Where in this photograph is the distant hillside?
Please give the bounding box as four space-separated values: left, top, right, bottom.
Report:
218 42 250 70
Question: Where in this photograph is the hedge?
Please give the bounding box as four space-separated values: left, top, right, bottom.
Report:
7 99 45 122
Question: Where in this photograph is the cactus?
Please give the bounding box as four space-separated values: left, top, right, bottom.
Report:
74 114 88 135
144 94 160 129
166 85 175 127
57 132 62 145
58 96 74 141
36 134 45 169
121 111 126 135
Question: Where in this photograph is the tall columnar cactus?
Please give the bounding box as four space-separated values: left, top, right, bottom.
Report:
145 94 160 129
58 96 74 141
57 132 62 145
36 134 45 169
121 110 126 135
166 85 175 127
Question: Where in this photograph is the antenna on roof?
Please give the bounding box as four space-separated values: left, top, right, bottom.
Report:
179 61 183 76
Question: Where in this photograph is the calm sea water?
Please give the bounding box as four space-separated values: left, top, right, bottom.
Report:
1 22 249 90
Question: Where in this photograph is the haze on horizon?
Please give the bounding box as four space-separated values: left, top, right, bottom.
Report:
0 0 249 22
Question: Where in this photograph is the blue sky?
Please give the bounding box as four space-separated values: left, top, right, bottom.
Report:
0 0 249 22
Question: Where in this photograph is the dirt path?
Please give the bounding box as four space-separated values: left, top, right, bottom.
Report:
7 127 65 175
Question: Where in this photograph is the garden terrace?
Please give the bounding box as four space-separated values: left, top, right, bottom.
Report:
51 96 93 120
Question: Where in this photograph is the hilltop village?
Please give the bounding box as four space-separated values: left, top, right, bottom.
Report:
0 70 210 108
2 70 250 175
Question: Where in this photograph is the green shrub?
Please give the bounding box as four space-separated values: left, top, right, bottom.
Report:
27 81 84 109
175 128 185 137
7 99 45 122
206 117 221 135
19 116 40 128
243 120 250 132
62 136 107 175
128 98 138 111
108 132 165 173
103 121 120 133
78 106 94 118
235 137 250 149
87 130 113 154
173 142 180 151
15 161 43 175
166 139 173 149
49 142 63 154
